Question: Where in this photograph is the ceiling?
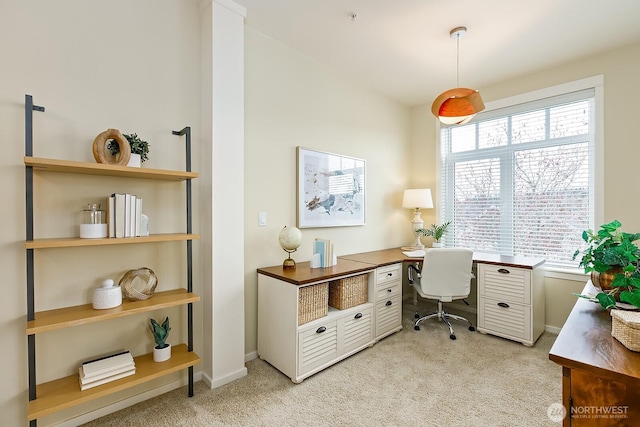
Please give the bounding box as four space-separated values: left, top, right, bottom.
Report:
232 0 640 106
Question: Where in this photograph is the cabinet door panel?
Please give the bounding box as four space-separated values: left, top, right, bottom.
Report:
376 295 401 338
340 308 373 354
479 297 531 341
298 322 338 376
479 264 531 304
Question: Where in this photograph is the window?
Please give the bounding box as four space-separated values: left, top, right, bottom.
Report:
438 87 597 269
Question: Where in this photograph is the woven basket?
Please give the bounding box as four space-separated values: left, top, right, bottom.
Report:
611 309 640 352
298 282 328 325
119 267 158 301
328 274 368 310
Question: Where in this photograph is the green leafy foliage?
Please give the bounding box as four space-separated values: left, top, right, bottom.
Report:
107 133 150 162
415 221 452 243
149 316 171 348
573 220 640 310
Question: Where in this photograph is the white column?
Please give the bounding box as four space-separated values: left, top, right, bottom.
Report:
200 0 247 388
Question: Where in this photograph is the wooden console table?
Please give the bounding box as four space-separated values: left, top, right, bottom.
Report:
549 282 640 426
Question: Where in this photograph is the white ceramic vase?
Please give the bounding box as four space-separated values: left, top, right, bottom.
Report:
153 343 171 362
432 242 443 248
127 153 141 167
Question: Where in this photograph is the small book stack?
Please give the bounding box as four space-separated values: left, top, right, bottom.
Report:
312 238 335 268
78 351 136 391
107 193 143 238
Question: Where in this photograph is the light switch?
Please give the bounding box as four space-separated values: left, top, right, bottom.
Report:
259 212 267 226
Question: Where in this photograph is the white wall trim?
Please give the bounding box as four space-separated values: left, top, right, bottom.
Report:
545 325 562 335
201 366 248 389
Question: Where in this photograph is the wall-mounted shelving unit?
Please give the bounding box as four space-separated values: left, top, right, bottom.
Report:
24 95 200 425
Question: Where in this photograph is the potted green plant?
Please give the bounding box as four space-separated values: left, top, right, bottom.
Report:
416 221 451 248
149 316 171 362
108 133 149 166
573 220 640 309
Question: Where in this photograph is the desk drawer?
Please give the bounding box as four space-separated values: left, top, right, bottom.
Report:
376 295 401 338
478 297 531 341
376 263 402 285
376 282 400 301
478 263 531 305
298 320 338 376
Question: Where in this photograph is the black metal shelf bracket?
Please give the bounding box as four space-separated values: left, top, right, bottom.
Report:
172 126 195 398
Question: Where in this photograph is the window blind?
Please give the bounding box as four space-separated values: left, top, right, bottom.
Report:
439 89 595 269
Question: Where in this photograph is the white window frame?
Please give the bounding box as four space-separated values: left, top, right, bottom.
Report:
435 75 604 280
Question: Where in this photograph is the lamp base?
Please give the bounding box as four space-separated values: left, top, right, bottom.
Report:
283 258 296 270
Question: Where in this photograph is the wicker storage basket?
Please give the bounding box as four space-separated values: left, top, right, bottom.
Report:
328 274 368 310
298 282 328 325
611 309 640 352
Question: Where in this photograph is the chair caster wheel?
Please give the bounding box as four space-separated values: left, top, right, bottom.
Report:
414 325 420 331
450 334 457 340
414 313 419 319
469 326 476 332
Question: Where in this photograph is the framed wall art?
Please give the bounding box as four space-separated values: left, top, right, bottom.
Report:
297 147 366 228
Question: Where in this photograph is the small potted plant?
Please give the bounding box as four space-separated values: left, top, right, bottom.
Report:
108 133 149 167
149 316 171 362
416 221 451 248
573 220 640 309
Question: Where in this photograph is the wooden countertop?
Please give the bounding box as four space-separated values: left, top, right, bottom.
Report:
549 281 640 384
258 248 545 284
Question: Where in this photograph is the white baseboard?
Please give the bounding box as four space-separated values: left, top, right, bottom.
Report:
245 350 258 362
53 371 203 427
544 325 561 335
201 365 247 389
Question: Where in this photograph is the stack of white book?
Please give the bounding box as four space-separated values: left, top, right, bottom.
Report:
78 351 136 391
107 193 143 238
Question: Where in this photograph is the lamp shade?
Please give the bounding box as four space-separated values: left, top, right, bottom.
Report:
431 88 485 125
402 189 433 209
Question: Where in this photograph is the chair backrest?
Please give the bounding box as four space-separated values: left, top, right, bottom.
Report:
419 248 474 302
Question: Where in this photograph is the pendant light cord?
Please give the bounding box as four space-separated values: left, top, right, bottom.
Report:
456 34 460 87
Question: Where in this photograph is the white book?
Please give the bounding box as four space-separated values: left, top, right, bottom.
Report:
82 351 133 378
79 361 135 383
113 193 126 238
107 195 115 238
124 194 132 237
129 194 137 237
79 368 136 391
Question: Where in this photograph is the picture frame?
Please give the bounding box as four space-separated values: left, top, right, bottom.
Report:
297 147 366 228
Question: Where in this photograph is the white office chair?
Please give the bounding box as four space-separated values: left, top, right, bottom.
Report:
408 248 475 340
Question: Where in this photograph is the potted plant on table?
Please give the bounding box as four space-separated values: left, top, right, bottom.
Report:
108 133 149 167
149 316 171 362
573 220 640 310
416 221 451 248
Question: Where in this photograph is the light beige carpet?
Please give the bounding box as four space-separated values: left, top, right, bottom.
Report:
82 304 561 426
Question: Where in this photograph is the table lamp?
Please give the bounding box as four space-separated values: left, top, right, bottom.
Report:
402 189 433 250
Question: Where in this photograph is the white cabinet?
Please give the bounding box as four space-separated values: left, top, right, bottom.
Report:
373 263 402 340
476 260 545 346
257 267 375 383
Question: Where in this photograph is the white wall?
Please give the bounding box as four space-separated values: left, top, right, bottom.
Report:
0 1 203 425
243 28 412 356
408 42 640 331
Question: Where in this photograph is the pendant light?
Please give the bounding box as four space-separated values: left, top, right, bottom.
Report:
431 26 485 125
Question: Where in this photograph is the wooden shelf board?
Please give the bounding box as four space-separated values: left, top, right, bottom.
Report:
25 157 198 181
26 233 200 249
27 344 199 421
27 289 200 335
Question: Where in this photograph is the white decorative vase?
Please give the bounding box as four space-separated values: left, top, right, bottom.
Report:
153 343 171 362
432 242 443 248
127 153 141 167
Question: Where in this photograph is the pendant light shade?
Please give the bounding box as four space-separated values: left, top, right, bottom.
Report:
432 27 485 125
